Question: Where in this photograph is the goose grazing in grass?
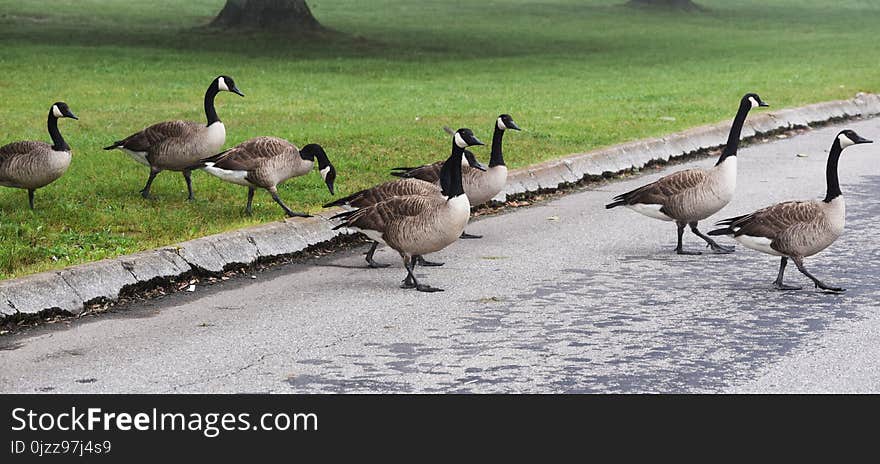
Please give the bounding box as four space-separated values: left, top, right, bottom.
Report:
331 128 485 292
193 138 335 217
0 102 78 210
391 114 521 238
103 75 244 200
324 144 487 268
605 93 768 254
708 129 872 292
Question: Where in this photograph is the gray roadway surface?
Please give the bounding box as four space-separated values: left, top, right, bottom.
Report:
2 119 879 393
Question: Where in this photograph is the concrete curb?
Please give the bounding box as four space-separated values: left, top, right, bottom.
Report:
3 93 880 319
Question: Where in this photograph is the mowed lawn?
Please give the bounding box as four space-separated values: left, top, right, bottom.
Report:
0 0 878 279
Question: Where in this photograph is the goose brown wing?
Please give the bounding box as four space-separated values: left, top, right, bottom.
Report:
0 142 51 180
209 137 294 172
338 194 441 232
391 161 443 183
324 178 439 208
613 168 709 205
730 201 822 239
117 120 201 152
0 141 48 163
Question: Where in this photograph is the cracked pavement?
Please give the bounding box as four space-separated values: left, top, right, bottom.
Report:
2 118 879 393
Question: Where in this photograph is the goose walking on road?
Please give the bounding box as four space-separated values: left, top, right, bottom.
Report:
325 150 487 268
331 128 485 292
605 93 768 254
708 130 872 292
193 138 335 217
104 75 244 200
0 102 78 210
391 114 521 238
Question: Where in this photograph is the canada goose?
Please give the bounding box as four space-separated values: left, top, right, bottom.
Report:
331 128 485 292
605 93 768 254
324 147 488 268
193 138 335 217
391 114 521 238
708 130 872 292
0 102 78 209
103 75 244 200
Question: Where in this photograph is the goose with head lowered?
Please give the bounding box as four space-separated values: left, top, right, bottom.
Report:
331 128 485 292
605 93 768 254
708 129 871 292
104 75 244 200
0 102 78 210
390 114 521 238
324 140 488 268
191 138 335 217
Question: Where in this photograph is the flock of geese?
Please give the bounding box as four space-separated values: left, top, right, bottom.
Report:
0 77 871 293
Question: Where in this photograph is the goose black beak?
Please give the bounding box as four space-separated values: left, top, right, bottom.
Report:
470 136 485 147
759 101 770 107
507 120 522 131
67 113 79 120
473 161 488 171
855 136 873 144
231 87 245 97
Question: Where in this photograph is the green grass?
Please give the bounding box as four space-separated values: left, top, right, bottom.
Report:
0 0 878 279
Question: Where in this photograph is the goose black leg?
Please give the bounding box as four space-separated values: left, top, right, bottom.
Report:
792 256 844 292
140 168 160 199
27 189 35 210
414 255 444 267
400 256 443 292
460 231 483 239
675 221 701 255
690 221 735 254
773 257 802 290
182 169 195 201
365 242 390 268
244 187 255 215
269 189 311 218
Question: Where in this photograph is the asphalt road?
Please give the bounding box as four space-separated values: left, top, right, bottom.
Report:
2 119 879 393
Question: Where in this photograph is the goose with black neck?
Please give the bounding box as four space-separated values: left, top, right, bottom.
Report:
0 102 79 210
708 129 872 292
391 114 521 239
605 92 768 254
331 128 484 292
103 75 244 200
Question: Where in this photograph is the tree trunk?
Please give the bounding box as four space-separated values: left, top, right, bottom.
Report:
627 0 701 9
211 0 322 31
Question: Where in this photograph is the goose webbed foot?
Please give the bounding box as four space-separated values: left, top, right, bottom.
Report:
691 222 734 254
675 248 702 256
270 190 312 218
460 232 483 239
773 281 802 291
401 257 442 292
414 255 444 267
815 281 845 293
416 284 444 293
139 189 156 200
791 256 844 293
708 243 735 254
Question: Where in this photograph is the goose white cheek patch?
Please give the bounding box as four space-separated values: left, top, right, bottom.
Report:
838 134 854 148
320 166 331 180
497 117 507 130
217 77 229 92
454 132 467 148
52 105 63 118
748 97 759 108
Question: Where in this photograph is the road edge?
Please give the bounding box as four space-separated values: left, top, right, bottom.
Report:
3 93 879 320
